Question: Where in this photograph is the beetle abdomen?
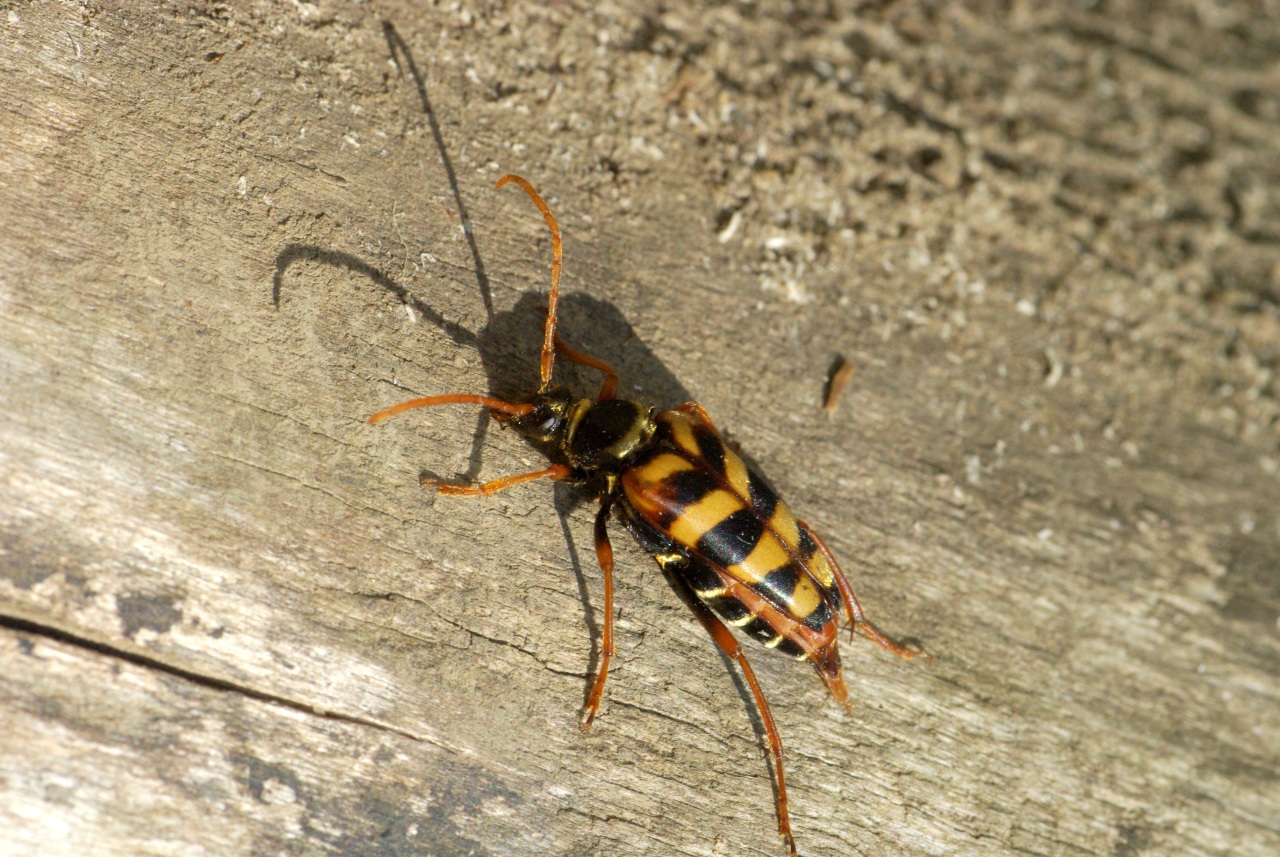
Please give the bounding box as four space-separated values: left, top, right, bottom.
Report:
619 406 839 640
620 505 811 661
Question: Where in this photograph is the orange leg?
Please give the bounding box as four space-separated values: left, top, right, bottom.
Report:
800 521 926 661
426 463 571 497
681 585 796 857
580 495 616 730
555 335 619 401
367 393 533 425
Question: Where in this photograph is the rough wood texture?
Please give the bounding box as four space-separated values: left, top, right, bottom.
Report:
3 2 1278 856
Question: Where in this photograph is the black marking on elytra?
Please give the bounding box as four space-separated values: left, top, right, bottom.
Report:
758 564 801 608
748 471 780 521
797 525 818 560
698 509 765 568
801 598 836 633
664 466 721 511
693 425 726 475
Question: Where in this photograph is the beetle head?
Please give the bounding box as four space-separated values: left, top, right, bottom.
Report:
507 387 576 448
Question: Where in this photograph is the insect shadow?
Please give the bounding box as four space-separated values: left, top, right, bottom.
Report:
272 245 782 732
270 21 802 795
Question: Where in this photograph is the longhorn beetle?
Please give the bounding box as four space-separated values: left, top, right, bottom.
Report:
368 174 924 855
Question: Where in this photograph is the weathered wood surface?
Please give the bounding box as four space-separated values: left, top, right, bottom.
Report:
2 2 1278 855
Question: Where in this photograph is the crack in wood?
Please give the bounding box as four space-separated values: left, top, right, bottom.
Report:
0 613 449 751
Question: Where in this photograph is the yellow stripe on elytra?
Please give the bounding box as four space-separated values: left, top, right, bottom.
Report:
769 503 802 552
623 452 696 519
722 445 752 499
667 488 743 547
788 576 825 620
634 451 696 486
668 412 703 459
727 533 790 586
806 547 836 588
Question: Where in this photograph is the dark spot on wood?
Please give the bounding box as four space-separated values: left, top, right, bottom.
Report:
117 592 184 639
233 753 304 805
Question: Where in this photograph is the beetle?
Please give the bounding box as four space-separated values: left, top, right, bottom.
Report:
368 174 924 855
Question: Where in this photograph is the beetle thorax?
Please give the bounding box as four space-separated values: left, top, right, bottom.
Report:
505 389 654 476
563 397 655 473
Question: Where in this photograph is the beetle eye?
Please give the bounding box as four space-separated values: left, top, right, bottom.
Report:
534 408 560 435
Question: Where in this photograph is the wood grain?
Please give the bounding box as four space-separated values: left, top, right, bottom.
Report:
3 2 1278 856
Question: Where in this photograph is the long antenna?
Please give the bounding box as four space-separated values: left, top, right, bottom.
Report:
495 174 562 390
